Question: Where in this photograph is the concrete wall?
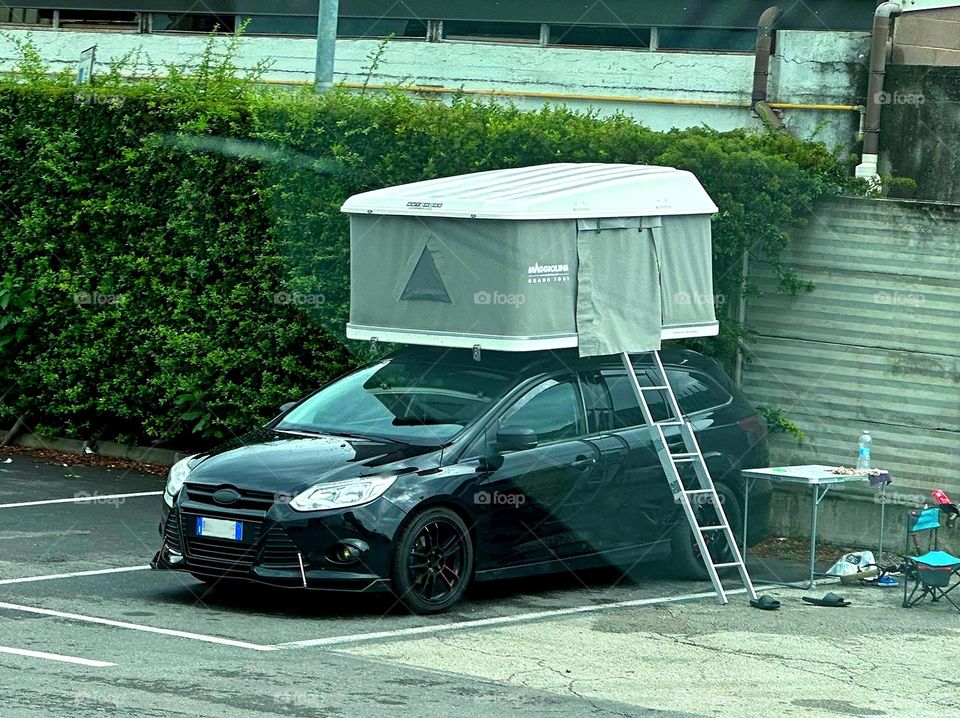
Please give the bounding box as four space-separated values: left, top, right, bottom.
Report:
742 197 960 552
0 27 869 149
881 64 960 202
893 5 960 66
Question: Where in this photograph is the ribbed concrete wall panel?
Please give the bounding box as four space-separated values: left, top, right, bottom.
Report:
743 196 960 494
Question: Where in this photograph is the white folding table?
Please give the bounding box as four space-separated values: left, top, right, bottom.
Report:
740 464 881 589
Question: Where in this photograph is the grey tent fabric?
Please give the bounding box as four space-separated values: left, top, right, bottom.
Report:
350 214 578 342
575 218 662 356
657 215 717 327
347 212 716 355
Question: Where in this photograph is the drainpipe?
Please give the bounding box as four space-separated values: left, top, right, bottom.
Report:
856 2 902 184
751 6 786 132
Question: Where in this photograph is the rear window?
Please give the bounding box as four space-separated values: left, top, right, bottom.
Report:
668 370 730 415
600 368 729 428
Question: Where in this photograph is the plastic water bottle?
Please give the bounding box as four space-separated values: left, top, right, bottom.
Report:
857 430 872 471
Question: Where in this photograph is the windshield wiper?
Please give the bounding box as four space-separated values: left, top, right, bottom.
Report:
327 430 405 444
392 418 449 426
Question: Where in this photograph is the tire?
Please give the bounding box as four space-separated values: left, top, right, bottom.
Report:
390 506 474 614
668 482 743 580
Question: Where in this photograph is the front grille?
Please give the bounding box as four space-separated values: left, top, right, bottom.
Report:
183 484 276 512
259 527 301 568
162 508 183 552
180 512 263 572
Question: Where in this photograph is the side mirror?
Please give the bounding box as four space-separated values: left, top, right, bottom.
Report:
279 401 297 414
496 426 538 452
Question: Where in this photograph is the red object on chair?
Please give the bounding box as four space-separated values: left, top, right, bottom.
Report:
933 489 952 505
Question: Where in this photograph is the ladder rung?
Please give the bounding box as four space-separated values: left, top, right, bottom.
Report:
685 489 714 496
698 525 726 531
712 562 743 569
641 385 669 391
670 452 697 459
656 420 684 427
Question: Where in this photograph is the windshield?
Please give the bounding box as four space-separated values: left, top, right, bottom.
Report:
275 358 517 446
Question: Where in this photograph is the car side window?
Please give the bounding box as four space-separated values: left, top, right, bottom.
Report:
600 370 668 426
600 368 730 428
667 370 730 415
499 377 586 444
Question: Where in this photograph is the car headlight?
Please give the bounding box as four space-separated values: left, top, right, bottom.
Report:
163 455 198 507
289 475 397 512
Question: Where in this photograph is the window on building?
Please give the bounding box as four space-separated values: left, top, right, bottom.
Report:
57 10 139 31
0 9 53 26
151 13 235 33
338 17 427 38
549 24 651 50
443 20 541 44
657 28 755 53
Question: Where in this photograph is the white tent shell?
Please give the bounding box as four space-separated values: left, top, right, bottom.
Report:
341 163 718 220
342 163 720 357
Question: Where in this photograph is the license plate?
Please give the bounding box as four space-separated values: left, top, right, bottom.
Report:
195 517 243 541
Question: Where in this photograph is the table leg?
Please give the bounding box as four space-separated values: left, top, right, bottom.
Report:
878 484 886 561
742 477 751 555
808 484 820 589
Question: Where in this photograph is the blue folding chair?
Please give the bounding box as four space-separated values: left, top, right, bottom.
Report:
902 507 960 611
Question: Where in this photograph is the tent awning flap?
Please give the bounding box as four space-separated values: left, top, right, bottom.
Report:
575 218 662 357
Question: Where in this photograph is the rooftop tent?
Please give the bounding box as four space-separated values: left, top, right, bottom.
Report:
341 163 719 357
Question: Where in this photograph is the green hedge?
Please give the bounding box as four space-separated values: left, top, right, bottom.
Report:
0 42 856 447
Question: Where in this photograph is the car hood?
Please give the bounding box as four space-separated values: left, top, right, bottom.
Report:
185 428 440 494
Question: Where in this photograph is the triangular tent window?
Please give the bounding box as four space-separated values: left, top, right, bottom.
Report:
400 245 452 302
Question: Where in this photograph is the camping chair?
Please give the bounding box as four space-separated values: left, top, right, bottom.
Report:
902 507 960 611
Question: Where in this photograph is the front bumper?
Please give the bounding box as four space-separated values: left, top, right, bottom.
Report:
151 489 408 592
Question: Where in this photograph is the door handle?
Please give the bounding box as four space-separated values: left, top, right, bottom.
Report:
571 456 596 471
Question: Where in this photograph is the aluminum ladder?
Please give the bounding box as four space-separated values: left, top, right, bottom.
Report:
621 351 757 604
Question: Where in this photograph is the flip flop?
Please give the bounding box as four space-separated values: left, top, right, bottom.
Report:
749 595 781 611
801 592 851 607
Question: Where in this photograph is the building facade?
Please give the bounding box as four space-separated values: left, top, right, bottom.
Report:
0 1 877 151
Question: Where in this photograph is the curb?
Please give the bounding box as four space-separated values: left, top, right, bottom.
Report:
0 432 186 468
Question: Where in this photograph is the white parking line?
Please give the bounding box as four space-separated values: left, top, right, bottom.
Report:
0 491 162 509
276 587 750 649
0 645 115 667
0 565 152 586
0 602 274 651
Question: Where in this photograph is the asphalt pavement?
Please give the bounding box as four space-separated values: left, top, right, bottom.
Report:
0 452 956 717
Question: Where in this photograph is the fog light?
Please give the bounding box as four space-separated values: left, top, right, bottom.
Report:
327 539 369 565
163 544 184 565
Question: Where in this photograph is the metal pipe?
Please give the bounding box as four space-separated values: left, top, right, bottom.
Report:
337 82 862 111
751 6 787 132
752 6 782 108
14 69 863 113
314 0 339 92
856 2 902 182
